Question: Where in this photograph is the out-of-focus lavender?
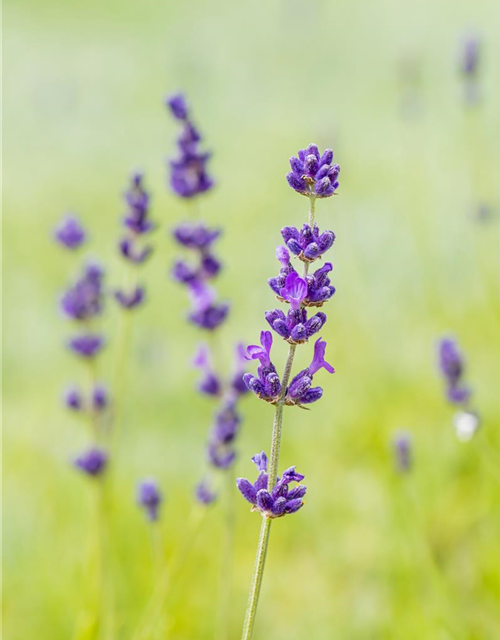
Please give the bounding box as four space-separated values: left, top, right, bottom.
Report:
392 432 412 473
74 447 108 477
137 479 163 521
459 32 481 106
115 172 154 310
55 215 87 250
438 338 471 406
166 93 214 199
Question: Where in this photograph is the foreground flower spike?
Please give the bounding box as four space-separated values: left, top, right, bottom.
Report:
137 479 163 522
438 338 471 406
195 479 217 505
239 143 340 639
286 144 340 198
166 92 214 198
74 447 108 477
55 215 87 250
237 452 306 518
393 432 412 472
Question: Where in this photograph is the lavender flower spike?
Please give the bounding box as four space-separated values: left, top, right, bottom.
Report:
137 479 163 522
236 452 306 518
55 215 87 249
74 447 108 477
287 144 340 198
438 337 471 406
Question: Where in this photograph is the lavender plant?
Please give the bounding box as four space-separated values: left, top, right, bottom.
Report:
238 143 339 638
459 33 481 106
438 337 480 441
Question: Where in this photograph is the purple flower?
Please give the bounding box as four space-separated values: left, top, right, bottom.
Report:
114 286 145 310
269 262 335 308
265 308 326 344
166 93 189 120
281 224 335 263
246 331 273 368
461 34 480 77
195 479 217 505
119 238 153 264
393 432 412 472
208 443 236 469
167 95 214 198
438 337 471 407
210 401 241 446
55 215 86 249
188 302 230 331
279 272 308 310
192 344 221 397
61 262 104 321
122 172 154 236
137 479 163 522
236 452 306 518
74 447 108 477
68 334 104 358
286 144 340 198
173 223 220 250
285 338 334 406
92 385 108 411
64 387 83 411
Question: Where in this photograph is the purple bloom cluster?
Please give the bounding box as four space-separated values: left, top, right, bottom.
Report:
166 93 214 198
137 479 163 522
61 262 106 359
269 252 335 309
438 338 471 406
172 224 229 331
195 479 217 505
243 332 334 406
281 224 335 263
286 144 340 198
393 432 412 473
116 173 154 310
64 384 109 413
237 452 306 518
55 215 87 250
74 447 108 477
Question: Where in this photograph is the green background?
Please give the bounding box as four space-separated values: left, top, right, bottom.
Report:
3 0 500 638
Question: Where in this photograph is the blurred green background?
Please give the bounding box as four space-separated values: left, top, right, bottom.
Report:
3 0 500 638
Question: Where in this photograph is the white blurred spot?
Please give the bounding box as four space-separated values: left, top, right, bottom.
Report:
453 411 480 442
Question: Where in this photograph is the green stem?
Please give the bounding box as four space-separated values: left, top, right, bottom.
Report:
241 515 272 640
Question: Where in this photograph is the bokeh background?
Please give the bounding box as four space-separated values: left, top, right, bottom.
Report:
3 0 500 638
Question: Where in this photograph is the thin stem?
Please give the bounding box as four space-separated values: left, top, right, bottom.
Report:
240 516 272 640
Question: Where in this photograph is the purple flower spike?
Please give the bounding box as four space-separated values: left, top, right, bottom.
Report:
280 272 308 310
246 331 273 367
65 387 83 411
167 94 214 198
287 144 340 198
114 286 145 310
393 432 412 473
195 479 217 505
119 238 153 264
461 34 480 77
192 344 221 397
68 334 104 358
122 172 154 236
61 262 104 321
137 479 163 522
308 338 335 375
92 385 108 411
74 447 108 477
438 337 471 407
166 93 189 120
55 215 86 249
237 453 306 519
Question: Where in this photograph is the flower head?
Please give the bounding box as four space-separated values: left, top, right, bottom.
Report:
61 262 104 321
68 334 104 358
64 387 83 411
195 479 217 505
137 479 163 521
438 337 471 406
74 447 108 477
286 144 340 198
281 224 335 263
265 308 327 344
237 453 306 518
166 93 189 120
279 272 308 310
55 215 87 250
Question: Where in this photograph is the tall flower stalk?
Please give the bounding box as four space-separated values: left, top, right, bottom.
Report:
238 143 340 639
